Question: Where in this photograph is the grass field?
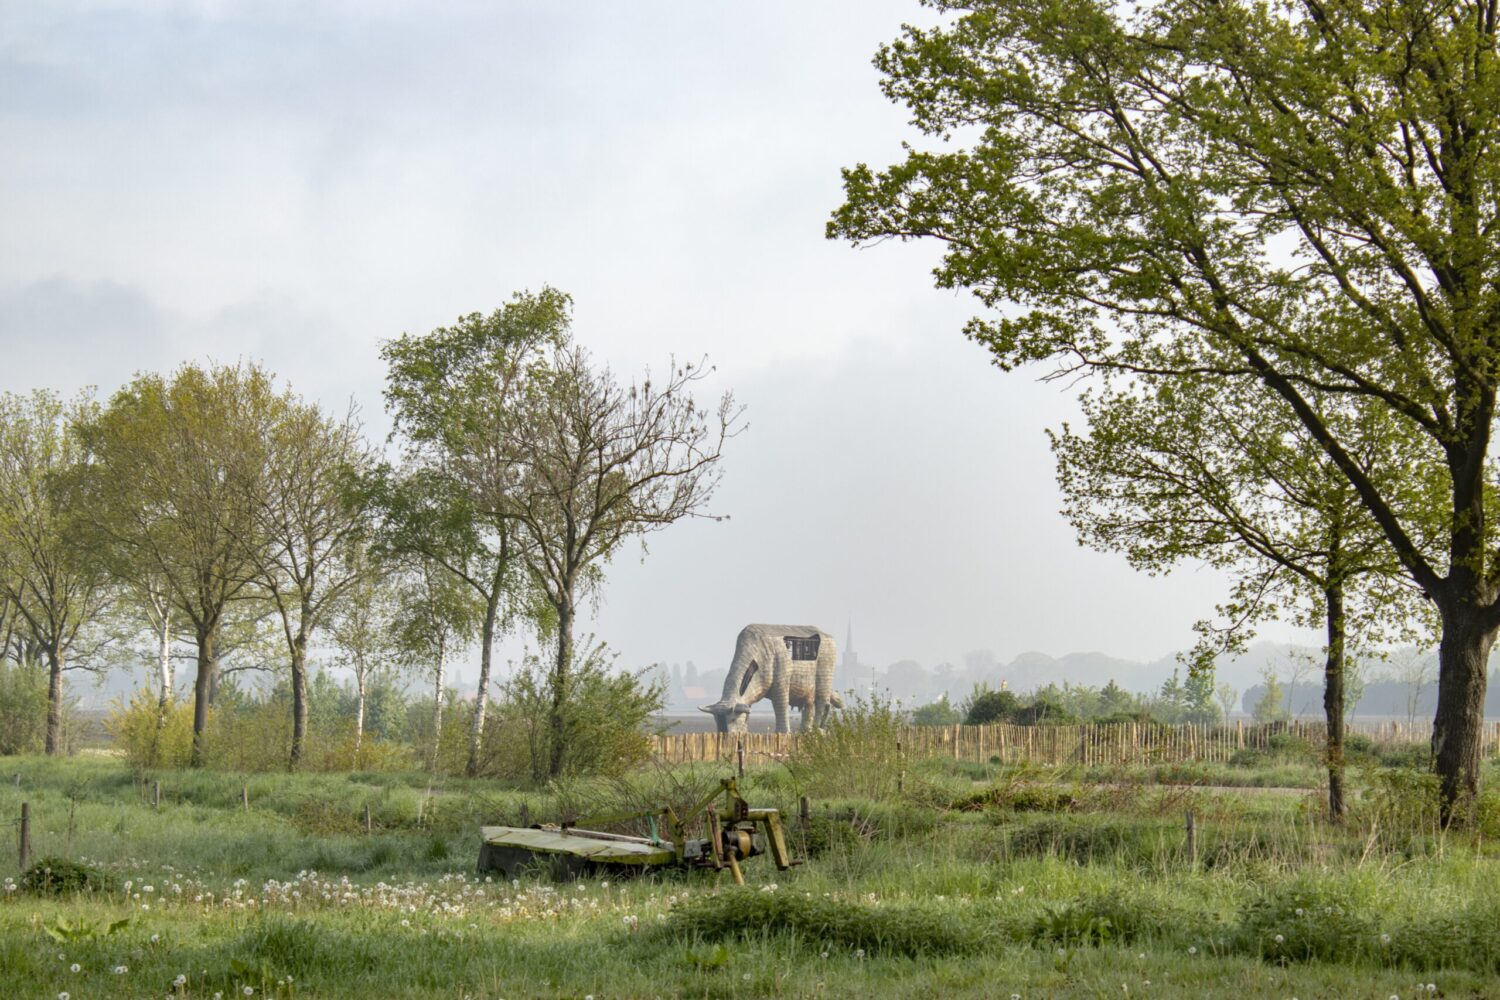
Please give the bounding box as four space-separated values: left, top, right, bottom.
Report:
2 749 1499 998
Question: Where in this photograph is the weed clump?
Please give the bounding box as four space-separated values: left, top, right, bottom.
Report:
1236 881 1375 963
664 889 987 957
19 856 115 896
1030 889 1185 947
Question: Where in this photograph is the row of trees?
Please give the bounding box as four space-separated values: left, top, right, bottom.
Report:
833 0 1500 820
0 287 739 778
914 672 1226 727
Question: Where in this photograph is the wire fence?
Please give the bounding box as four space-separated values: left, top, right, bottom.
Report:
652 719 1499 767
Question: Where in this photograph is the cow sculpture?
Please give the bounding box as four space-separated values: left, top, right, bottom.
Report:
700 624 840 734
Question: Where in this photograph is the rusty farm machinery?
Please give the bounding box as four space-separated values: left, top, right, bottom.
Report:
477 778 795 884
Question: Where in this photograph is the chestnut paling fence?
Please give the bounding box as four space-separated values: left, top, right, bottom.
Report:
651 719 1500 767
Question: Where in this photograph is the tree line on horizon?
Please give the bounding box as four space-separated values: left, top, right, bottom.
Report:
0 287 739 780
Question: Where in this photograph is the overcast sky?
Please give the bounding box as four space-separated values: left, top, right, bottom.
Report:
0 1 1315 684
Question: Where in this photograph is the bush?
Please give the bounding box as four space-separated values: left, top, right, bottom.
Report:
19 856 115 896
105 690 196 770
910 695 961 727
0 660 54 754
787 693 905 799
477 640 664 784
965 689 1020 725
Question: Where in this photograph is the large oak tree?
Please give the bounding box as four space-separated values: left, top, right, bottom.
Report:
832 0 1500 813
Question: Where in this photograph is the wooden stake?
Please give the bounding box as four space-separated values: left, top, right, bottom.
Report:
152 781 160 810
736 738 745 779
364 803 372 834
241 784 249 812
799 795 810 822
1185 809 1197 867
18 802 30 871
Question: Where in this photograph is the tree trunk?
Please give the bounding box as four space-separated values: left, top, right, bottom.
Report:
466 588 501 779
353 663 366 769
1322 580 1346 821
156 608 173 711
289 629 309 771
548 599 575 779
431 634 446 772
1432 603 1493 822
44 645 63 756
191 628 215 767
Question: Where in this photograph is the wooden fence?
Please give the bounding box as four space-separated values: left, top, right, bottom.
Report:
652 719 1500 768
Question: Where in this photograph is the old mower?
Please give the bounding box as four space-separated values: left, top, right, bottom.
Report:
477 777 794 884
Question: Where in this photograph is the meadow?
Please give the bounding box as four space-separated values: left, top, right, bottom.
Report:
2 734 1500 999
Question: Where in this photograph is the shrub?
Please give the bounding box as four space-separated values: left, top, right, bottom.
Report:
910 695 961 727
104 690 196 770
479 640 664 784
786 693 905 799
0 660 54 754
19 856 115 896
1229 748 1268 768
965 689 1020 725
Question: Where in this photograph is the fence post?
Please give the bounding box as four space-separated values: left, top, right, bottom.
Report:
152 781 160 810
365 803 373 833
1185 809 1197 867
896 740 905 794
241 784 249 812
736 738 745 779
18 802 30 871
799 796 810 822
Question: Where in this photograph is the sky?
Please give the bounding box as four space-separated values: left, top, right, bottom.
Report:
0 1 1316 688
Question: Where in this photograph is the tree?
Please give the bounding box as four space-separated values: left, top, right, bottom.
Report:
831 0 1500 815
380 290 568 777
390 555 479 771
504 339 740 777
326 545 403 765
0 390 112 753
249 397 376 769
911 694 961 726
78 364 278 764
1253 670 1290 725
1051 374 1423 815
1216 681 1240 722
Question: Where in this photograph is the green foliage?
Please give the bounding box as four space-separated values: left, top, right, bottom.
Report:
40 913 129 942
1236 881 1376 964
964 688 1020 725
788 692 906 799
0 659 49 753
105 689 196 770
1252 672 1290 725
479 641 664 784
20 857 115 896
665 889 985 957
910 693 961 726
